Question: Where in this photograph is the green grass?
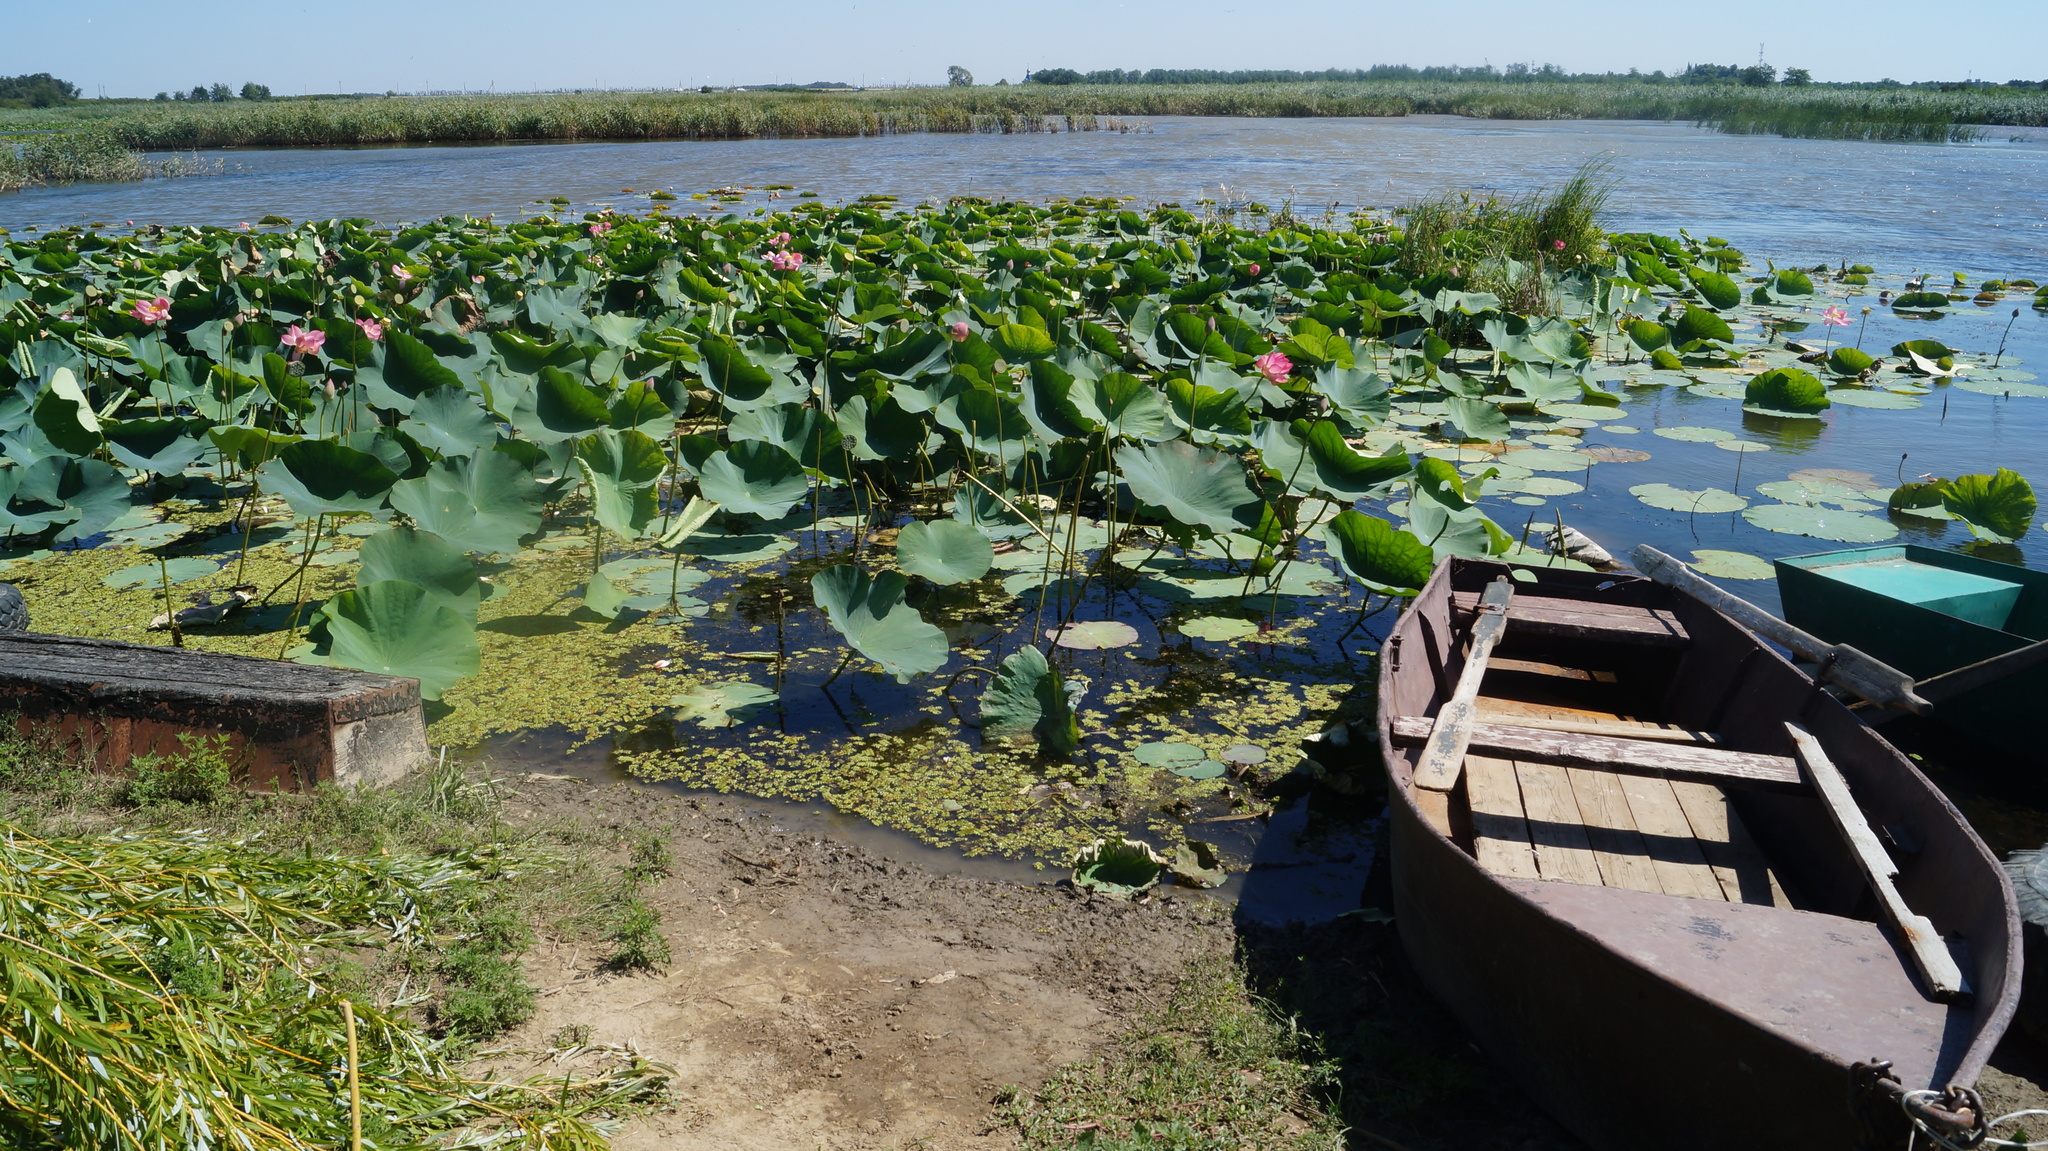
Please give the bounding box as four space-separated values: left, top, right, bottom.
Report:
1004 953 1346 1151
1395 159 1616 312
3 81 2041 151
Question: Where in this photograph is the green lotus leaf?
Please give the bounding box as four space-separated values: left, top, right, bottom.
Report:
1173 759 1228 780
307 579 480 700
1774 269 1815 296
103 557 220 590
1626 320 1671 352
1443 395 1513 442
1088 372 1173 442
102 417 210 475
1828 347 1875 376
1322 509 1434 595
1178 615 1261 641
1651 426 1735 443
388 450 547 556
356 526 482 621
1740 503 1899 542
574 428 669 536
992 322 1056 362
259 441 398 518
1672 305 1734 345
1743 368 1830 416
1134 741 1206 766
1827 388 1920 409
357 331 461 414
1689 549 1774 580
896 518 994 585
1498 448 1593 472
1170 840 1227 888
669 681 778 729
1117 440 1262 534
1535 403 1626 420
697 439 809 521
980 645 1080 753
31 368 103 456
1690 271 1742 310
1940 469 2036 543
1071 838 1164 898
1048 620 1139 650
401 386 501 457
1686 381 1747 400
1955 378 2048 398
1892 292 1950 310
810 565 949 682
1629 483 1748 513
1887 482 1953 520
1891 338 1956 360
1020 360 1099 443
836 394 930 461
1313 364 1390 424
1166 377 1253 440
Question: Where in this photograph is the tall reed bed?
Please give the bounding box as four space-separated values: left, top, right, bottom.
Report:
66 81 2045 151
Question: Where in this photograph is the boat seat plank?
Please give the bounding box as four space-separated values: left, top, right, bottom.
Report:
1475 697 1720 745
1667 780 1793 908
1389 717 1804 792
1565 768 1666 894
1512 760 1605 887
1486 657 1619 684
1452 589 1690 647
1465 755 1541 880
1616 774 1731 901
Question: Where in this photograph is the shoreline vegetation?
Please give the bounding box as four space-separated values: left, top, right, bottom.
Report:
0 80 2040 190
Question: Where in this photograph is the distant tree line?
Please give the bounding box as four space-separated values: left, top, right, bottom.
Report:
1020 64 2046 90
154 83 272 102
0 73 80 108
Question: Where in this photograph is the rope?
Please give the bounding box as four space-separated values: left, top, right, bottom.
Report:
1902 1090 2048 1150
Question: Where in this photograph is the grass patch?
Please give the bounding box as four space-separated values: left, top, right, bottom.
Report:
1397 159 1615 313
1003 953 1345 1150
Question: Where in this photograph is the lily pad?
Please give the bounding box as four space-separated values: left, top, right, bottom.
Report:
1498 448 1594 472
1220 744 1268 765
1652 426 1734 442
1955 378 2048 398
1686 382 1749 400
1511 477 1586 496
304 579 481 700
1689 549 1775 580
104 557 220 590
669 681 779 728
1630 484 1747 513
1169 841 1227 889
980 645 1081 753
1048 620 1140 650
1579 446 1651 463
1740 503 1899 543
1172 759 1228 780
1712 439 1772 453
1536 404 1627 420
896 518 994 585
1134 741 1206 767
1789 468 1876 486
1825 388 1921 410
1179 615 1261 641
810 566 949 682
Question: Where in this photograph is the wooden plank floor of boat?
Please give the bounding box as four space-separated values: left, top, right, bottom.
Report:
1463 694 1792 907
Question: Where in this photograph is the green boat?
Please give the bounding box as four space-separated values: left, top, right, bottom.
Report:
1775 544 2048 758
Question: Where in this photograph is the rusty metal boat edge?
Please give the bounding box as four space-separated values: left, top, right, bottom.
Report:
1376 558 2021 1149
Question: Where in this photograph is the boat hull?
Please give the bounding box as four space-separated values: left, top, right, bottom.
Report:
1379 558 2019 1151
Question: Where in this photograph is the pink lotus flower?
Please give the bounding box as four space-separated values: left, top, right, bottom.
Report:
1253 351 1293 384
1552 239 1567 251
1820 305 1852 327
130 296 171 326
281 324 326 360
589 221 612 237
472 275 484 283
767 231 792 249
354 317 384 340
1247 263 1261 276
767 249 805 272
950 321 971 342
391 264 414 283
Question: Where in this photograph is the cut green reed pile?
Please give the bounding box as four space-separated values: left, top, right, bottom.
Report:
2 187 2040 757
5 80 2044 149
0 735 671 1150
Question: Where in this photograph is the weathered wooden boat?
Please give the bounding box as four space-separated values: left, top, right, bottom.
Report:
1777 544 2048 759
1378 556 2020 1149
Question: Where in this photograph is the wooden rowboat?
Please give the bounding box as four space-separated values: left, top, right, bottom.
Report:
1378 557 2020 1149
1777 544 2048 761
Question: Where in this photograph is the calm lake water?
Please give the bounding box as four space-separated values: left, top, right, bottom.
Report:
5 115 2046 273
10 114 2048 880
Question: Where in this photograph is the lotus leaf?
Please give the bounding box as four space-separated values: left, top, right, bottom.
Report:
103 417 209 475
388 451 547 556
1048 621 1140 650
669 681 778 728
1117 440 1262 534
1170 842 1227 888
1689 550 1775 580
1740 503 1899 543
1673 305 1734 345
1828 347 1876 376
1322 509 1433 595
306 579 480 700
574 428 669 535
895 518 994 585
696 439 809 521
1940 469 2036 542
357 527 483 620
1743 368 1830 416
1629 484 1747 513
1178 615 1261 641
810 566 948 682
260 441 398 518
1691 271 1743 310
980 645 1080 753
103 557 221 590
1498 448 1593 472
1070 838 1164 898
1652 426 1734 442
1134 742 1205 766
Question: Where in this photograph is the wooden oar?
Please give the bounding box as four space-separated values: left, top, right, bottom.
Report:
1784 722 1966 1000
1632 546 1932 716
1847 636 2048 725
1413 576 1515 794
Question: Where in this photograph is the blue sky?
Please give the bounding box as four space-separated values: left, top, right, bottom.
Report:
10 0 2043 97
